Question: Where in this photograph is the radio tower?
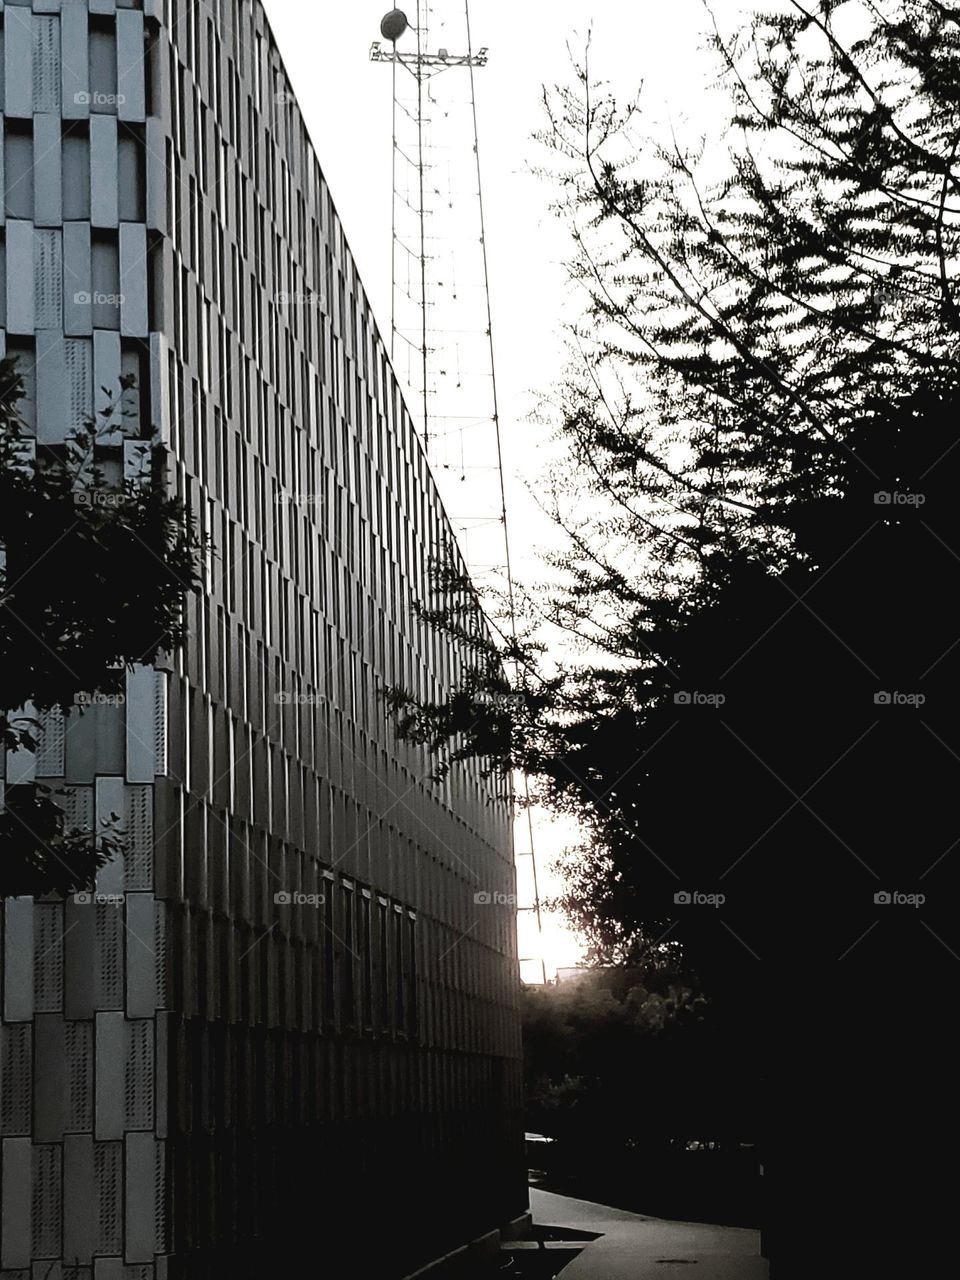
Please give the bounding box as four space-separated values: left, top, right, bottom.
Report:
371 5 546 983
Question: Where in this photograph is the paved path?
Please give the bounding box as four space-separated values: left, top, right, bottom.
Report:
529 1188 769 1279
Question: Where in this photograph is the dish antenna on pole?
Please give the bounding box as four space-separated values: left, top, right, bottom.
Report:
380 9 409 42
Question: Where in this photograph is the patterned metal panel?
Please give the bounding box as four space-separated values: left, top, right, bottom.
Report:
154 672 168 776
0 1024 32 1135
34 230 62 330
94 905 124 1011
93 1141 123 1256
35 709 66 778
32 906 64 1014
31 1144 62 1259
122 1019 154 1131
66 1021 94 1132
33 16 61 114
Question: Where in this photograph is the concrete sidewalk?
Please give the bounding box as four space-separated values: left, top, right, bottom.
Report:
529 1188 769 1279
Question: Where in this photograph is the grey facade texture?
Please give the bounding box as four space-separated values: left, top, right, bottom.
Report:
0 0 526 1275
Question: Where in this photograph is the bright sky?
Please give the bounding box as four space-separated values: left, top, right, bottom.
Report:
261 0 754 974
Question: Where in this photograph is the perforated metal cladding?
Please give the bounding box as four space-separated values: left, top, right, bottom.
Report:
33 16 61 114
123 1020 154 1130
65 340 94 432
66 1020 93 1131
94 904 124 1009
0 1023 32 1134
31 1144 62 1258
94 1141 123 1255
154 900 169 1009
153 1140 168 1253
34 231 62 329
59 785 94 837
33 904 64 1013
154 673 168 776
125 785 154 890
36 708 66 777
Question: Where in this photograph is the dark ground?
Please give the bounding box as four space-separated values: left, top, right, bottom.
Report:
528 1145 762 1230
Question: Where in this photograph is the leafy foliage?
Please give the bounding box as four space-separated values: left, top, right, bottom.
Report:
387 1 960 979
0 355 203 896
521 969 755 1147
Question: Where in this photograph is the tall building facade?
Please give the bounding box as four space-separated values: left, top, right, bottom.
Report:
0 1 526 1275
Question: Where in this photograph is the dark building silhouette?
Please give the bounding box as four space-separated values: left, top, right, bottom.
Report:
0 0 526 1274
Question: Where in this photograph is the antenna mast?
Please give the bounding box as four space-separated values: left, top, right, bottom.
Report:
371 5 546 983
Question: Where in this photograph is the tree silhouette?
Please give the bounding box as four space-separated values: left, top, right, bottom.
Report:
388 3 960 1268
0 356 203 896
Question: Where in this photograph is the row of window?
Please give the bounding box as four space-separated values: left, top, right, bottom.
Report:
3 120 146 224
184 873 418 1038
322 876 418 1038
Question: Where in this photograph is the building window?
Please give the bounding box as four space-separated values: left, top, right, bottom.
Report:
89 18 118 115
339 880 355 1028
377 896 390 1033
322 878 335 1025
405 911 418 1038
393 904 404 1033
360 891 373 1031
4 124 34 220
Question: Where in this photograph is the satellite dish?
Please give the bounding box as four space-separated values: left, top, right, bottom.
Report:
380 9 409 42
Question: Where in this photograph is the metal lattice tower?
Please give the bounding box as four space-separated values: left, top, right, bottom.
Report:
371 4 546 983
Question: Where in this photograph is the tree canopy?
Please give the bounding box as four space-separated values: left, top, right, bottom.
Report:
0 357 202 896
388 5 960 1265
